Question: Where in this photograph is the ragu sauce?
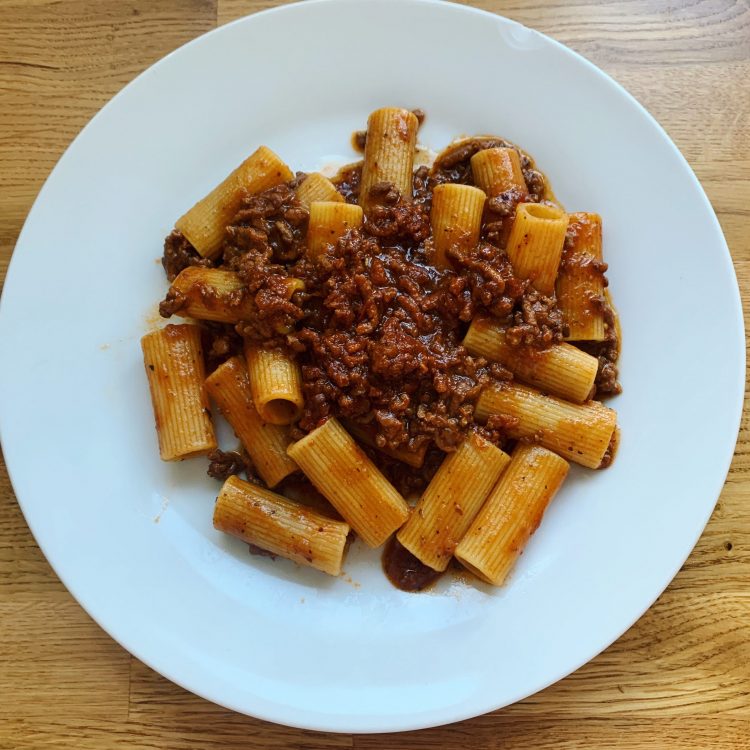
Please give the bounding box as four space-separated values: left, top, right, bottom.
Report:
382 536 443 592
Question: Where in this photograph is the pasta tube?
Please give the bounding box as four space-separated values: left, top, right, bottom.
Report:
506 203 569 294
397 433 510 571
463 316 598 403
556 212 606 341
245 345 304 425
455 444 569 585
475 382 617 469
307 201 363 260
214 476 350 576
470 147 528 197
204 357 297 487
430 183 486 268
141 324 217 461
359 107 418 213
287 417 409 548
175 146 293 258
166 267 253 323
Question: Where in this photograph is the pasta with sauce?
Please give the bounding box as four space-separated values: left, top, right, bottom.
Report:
144 106 621 591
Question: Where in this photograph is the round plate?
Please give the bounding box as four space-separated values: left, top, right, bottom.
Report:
0 0 743 734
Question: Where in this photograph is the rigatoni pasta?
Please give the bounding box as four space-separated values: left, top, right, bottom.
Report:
295 172 344 208
245 345 303 425
359 107 418 213
141 324 216 461
176 146 293 258
204 356 297 487
463 316 598 403
287 417 409 548
149 107 621 591
470 147 528 198
307 201 363 260
475 382 617 469
506 203 569 294
214 475 349 576
556 212 606 341
430 183 486 268
164 267 254 323
455 444 569 585
397 433 510 571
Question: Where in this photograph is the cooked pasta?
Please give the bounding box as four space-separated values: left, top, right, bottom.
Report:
204 356 297 487
141 324 216 461
287 417 409 548
430 183 486 269
463 316 598 403
455 444 569 585
214 475 349 576
506 203 569 294
307 201 363 260
557 212 606 341
475 382 616 469
470 147 528 198
164 267 254 323
245 345 304 425
148 107 622 591
176 146 293 258
359 107 418 213
397 433 510 571
295 172 344 208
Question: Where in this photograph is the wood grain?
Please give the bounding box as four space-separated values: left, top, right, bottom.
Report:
1 1 748 748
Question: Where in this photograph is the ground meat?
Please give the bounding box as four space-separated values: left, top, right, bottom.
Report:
486 188 527 218
290 199 531 453
224 183 308 266
207 449 255 481
579 296 622 397
523 169 546 201
201 323 243 372
333 163 362 204
220 182 307 343
505 288 566 347
158 288 187 318
412 165 433 208
161 230 213 282
366 202 431 243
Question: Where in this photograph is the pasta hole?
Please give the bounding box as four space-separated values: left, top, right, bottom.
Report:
725 541 733 551
264 399 300 424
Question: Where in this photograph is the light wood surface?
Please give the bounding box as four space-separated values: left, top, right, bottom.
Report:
1 1 748 747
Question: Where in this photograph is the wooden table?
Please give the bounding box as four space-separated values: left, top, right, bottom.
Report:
1 1 748 747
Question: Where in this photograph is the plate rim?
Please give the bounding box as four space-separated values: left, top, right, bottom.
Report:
0 0 745 733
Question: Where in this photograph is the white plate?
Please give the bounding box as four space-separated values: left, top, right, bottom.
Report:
0 0 743 734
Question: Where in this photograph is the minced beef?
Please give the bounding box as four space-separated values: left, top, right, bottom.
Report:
162 230 214 282
207 449 255 481
579 296 622 396
201 323 243 372
288 205 532 453
334 163 362 204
